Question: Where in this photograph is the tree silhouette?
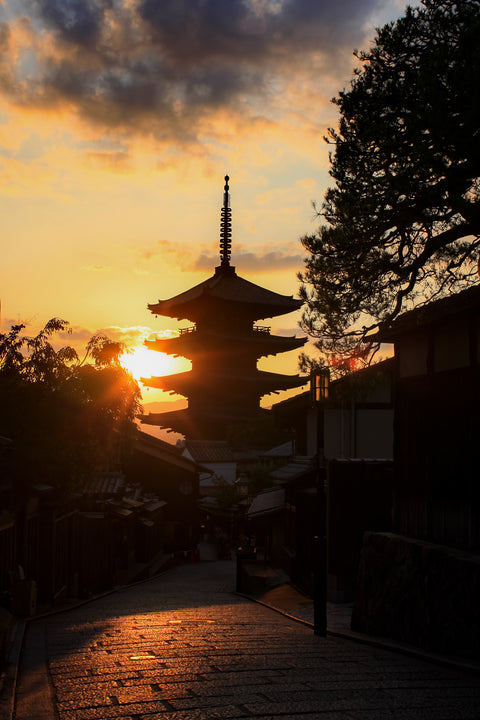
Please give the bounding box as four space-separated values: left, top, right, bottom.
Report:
0 319 141 492
299 0 480 365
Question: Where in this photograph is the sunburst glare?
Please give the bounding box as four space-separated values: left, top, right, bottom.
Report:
120 346 179 382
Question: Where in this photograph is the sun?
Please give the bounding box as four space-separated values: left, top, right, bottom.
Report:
119 346 177 382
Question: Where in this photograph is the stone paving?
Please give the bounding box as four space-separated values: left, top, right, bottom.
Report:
13 559 480 720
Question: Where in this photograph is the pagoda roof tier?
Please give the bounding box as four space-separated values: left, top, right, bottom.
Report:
139 407 269 438
139 408 205 437
141 369 308 396
145 329 307 359
147 266 303 323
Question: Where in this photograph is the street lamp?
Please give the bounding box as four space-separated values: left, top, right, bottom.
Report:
310 368 329 636
311 367 329 403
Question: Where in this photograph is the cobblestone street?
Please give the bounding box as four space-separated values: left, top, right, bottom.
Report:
13 559 480 719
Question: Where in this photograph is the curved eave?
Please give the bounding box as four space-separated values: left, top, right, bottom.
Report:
141 372 189 395
139 409 198 436
139 407 268 435
147 299 302 323
255 371 309 393
148 269 303 322
141 370 309 395
145 333 307 358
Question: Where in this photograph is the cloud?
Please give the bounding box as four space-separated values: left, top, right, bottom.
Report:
0 315 180 357
86 149 130 169
1 0 392 146
57 323 92 344
194 246 304 273
97 324 177 345
28 0 106 48
137 0 371 68
0 316 93 352
94 324 151 346
138 235 304 275
56 322 172 352
139 239 189 273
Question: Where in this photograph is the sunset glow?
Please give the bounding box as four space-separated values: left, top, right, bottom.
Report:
0 0 415 415
120 346 188 383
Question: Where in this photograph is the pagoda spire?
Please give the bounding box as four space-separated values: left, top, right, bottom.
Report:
142 175 308 440
219 174 232 270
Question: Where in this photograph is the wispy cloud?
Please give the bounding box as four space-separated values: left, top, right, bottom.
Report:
138 236 304 274
55 323 175 351
97 324 177 347
194 246 304 273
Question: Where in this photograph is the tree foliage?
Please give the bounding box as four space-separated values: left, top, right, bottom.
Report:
0 319 142 491
299 0 480 364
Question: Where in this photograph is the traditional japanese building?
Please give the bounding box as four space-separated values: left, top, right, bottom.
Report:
140 176 308 440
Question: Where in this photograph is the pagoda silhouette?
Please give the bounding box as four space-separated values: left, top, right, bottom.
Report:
140 175 307 441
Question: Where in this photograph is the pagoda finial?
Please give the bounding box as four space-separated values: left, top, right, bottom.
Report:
219 174 232 269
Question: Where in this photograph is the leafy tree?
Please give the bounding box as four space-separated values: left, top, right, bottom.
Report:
0 319 141 492
244 463 277 498
211 475 240 512
299 0 480 365
227 413 290 451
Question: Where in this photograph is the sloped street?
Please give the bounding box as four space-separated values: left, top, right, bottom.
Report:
13 558 480 720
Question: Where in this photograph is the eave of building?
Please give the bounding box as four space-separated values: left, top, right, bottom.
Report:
139 407 269 435
145 332 307 358
247 487 285 518
183 440 236 464
375 286 480 342
272 390 311 416
134 430 198 473
140 369 309 395
147 267 303 322
269 458 314 483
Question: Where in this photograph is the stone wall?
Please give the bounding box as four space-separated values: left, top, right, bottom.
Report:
328 460 392 603
352 531 480 661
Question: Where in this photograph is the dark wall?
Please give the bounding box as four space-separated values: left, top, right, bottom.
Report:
394 367 480 550
328 459 393 602
353 531 480 661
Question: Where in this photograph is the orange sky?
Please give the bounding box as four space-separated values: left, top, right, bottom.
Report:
0 0 412 411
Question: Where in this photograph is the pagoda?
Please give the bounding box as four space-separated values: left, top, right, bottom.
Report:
140 175 308 440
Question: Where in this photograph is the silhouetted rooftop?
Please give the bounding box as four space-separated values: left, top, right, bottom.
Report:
248 487 285 518
183 440 235 464
139 407 269 436
148 268 303 322
376 285 480 341
145 329 307 356
141 368 308 394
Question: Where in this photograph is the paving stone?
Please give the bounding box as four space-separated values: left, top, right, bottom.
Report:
12 559 480 720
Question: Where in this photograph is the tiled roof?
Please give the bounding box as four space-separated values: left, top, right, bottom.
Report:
376 285 480 341
272 390 310 412
269 458 314 484
135 430 183 455
185 440 235 463
248 487 285 518
148 268 303 321
146 330 307 355
261 441 295 458
144 499 167 513
134 430 199 473
83 472 125 496
142 369 309 397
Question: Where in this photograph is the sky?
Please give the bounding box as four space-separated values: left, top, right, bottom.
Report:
0 0 412 412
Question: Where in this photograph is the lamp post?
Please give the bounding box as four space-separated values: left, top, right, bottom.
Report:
310 368 329 636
